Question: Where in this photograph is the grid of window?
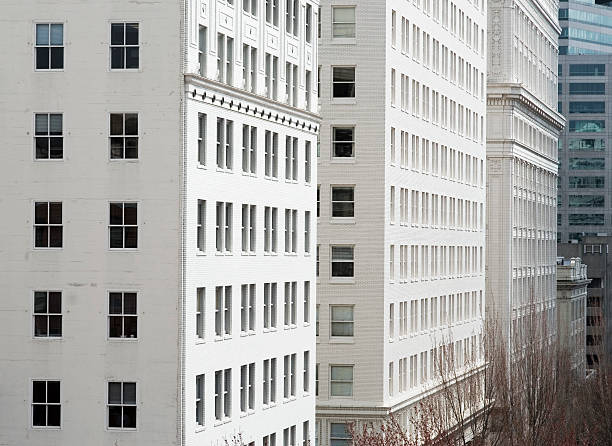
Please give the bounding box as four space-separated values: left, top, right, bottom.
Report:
34 113 63 159
110 113 138 159
35 24 64 70
110 23 139 69
107 382 137 429
34 202 62 248
108 292 137 339
32 380 61 427
33 291 62 338
109 202 138 249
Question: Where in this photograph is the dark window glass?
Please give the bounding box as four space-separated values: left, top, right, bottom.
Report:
569 83 605 95
568 214 605 225
569 64 605 76
332 67 355 98
569 101 605 113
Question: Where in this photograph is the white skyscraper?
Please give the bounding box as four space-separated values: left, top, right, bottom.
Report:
0 1 319 445
486 0 564 349
315 0 487 443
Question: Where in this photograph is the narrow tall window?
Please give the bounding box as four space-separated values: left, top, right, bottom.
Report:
303 351 310 392
243 0 258 16
35 24 63 70
216 118 234 170
110 23 139 69
196 287 205 339
109 292 137 338
34 202 62 248
306 4 313 43
264 282 278 329
285 136 298 181
284 281 297 327
305 70 312 110
242 125 257 174
215 285 232 336
34 113 63 159
284 209 298 253
32 380 61 427
285 0 299 36
240 363 256 413
33 291 62 337
303 281 311 323
215 201 233 253
242 44 257 93
109 202 138 249
241 204 256 253
197 200 206 252
305 141 312 183
264 206 278 253
196 374 205 426
266 0 280 25
304 211 311 253
285 63 298 106
107 382 137 429
217 33 234 85
110 113 138 159
240 283 256 333
265 54 279 100
198 113 206 165
198 26 207 76
265 130 279 178
214 369 232 420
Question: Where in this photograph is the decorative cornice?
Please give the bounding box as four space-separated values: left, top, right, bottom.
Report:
185 74 321 135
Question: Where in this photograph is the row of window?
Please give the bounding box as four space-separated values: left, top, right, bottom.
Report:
195 351 311 428
33 202 136 249
30 380 137 429
389 292 483 340
559 214 606 226
390 244 484 282
390 188 485 231
513 115 558 160
196 114 313 182
194 281 311 340
389 336 480 396
391 70 484 142
34 23 139 71
196 201 312 255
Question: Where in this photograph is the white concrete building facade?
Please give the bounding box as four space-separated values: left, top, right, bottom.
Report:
316 0 487 443
486 0 565 348
0 1 318 445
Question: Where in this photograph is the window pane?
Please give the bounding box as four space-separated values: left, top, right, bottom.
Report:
332 202 354 217
47 405 61 427
111 23 124 45
125 47 139 69
110 114 123 136
124 316 137 338
50 47 63 69
123 293 137 314
109 293 123 314
109 316 123 337
35 114 48 135
123 405 137 428
34 292 47 313
332 187 354 201
49 226 62 247
108 382 122 404
331 366 353 380
124 227 138 248
36 24 49 45
331 306 353 321
48 203 62 224
125 23 139 45
123 383 136 404
569 158 605 170
331 321 354 336
125 138 138 158
110 138 124 158
35 227 48 247
49 115 62 135
33 381 46 403
110 227 123 248
332 263 354 277
110 203 123 224
50 24 63 45
333 7 355 23
108 406 122 428
124 114 138 135
333 67 355 82
123 203 137 225
330 382 353 396
48 315 62 336
34 315 48 336
47 381 60 403
35 48 50 69
332 246 353 260
48 292 61 313
32 405 46 426
111 47 124 69
49 138 63 158
36 138 49 159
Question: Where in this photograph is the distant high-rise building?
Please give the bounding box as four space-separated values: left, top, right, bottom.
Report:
315 0 487 443
559 0 612 56
486 0 564 346
0 1 319 444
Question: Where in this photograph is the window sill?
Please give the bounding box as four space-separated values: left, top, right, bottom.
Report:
241 251 256 256
32 336 63 341
196 251 206 256
33 247 64 251
264 176 279 182
331 97 356 105
283 397 297 404
330 37 356 45
329 337 354 344
262 402 277 410
195 339 206 345
215 252 233 256
215 335 232 342
195 425 206 433
33 158 64 162
107 337 139 342
264 252 279 256
216 168 234 174
213 418 232 427
330 158 356 164
284 252 298 257
196 163 207 170
330 217 355 224
330 277 355 285
242 172 257 178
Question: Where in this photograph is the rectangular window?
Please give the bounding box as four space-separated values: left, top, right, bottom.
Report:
265 130 279 178
34 202 62 248
264 206 278 253
331 186 354 217
284 281 297 327
569 64 605 76
243 0 258 15
569 195 604 207
332 127 354 158
266 0 280 26
305 141 312 183
303 281 311 323
241 125 257 174
110 23 139 69
109 202 137 249
264 282 278 329
569 158 605 170
304 211 311 253
332 6 356 38
284 209 298 253
569 176 605 188
265 53 279 100
285 0 299 36
283 353 297 398
240 284 256 333
241 204 256 253
283 425 297 446
331 245 354 277
285 136 298 180
240 363 255 413
285 62 298 106
332 67 355 98
214 368 232 420
569 83 605 95
197 200 206 252
242 44 257 93
306 4 313 43
215 285 232 336
108 292 137 339
110 113 138 159
196 374 204 426
569 102 605 114
33 291 62 338
568 139 605 151
330 365 353 396
107 382 137 429
569 214 605 225
34 113 63 159
198 113 206 165
216 201 233 252
217 33 234 84
198 26 207 76
196 287 205 339
216 118 234 169
32 380 61 427
35 23 63 70
303 351 310 392
331 305 354 337
263 357 277 405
